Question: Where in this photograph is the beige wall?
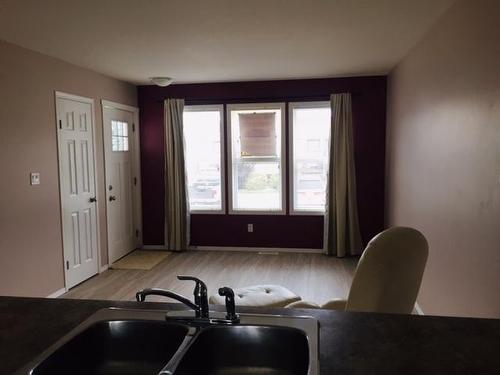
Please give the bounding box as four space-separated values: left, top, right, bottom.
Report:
0 40 137 297
386 0 500 318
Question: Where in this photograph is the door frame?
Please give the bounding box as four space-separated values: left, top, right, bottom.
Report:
101 99 143 260
55 91 102 289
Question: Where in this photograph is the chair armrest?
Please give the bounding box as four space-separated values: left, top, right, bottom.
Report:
321 298 347 311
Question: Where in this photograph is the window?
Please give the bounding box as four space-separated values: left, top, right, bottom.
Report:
183 105 224 212
111 120 129 151
227 103 286 214
289 102 331 214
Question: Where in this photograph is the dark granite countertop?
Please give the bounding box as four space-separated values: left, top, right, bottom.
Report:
1 296 500 374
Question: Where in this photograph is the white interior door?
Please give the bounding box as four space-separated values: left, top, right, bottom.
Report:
102 103 139 263
56 93 99 289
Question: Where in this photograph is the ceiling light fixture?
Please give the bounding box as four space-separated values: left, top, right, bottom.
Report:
150 77 174 87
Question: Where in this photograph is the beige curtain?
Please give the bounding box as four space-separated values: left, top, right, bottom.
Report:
325 93 363 257
164 99 189 251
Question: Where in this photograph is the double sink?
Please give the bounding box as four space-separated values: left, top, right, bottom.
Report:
22 308 319 375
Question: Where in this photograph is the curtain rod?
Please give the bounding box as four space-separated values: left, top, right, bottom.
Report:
155 92 361 104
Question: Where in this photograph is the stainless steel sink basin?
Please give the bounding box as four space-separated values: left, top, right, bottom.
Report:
30 320 189 375
19 308 318 375
173 325 310 375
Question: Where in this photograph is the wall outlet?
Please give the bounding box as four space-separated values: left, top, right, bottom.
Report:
247 223 254 233
30 172 40 185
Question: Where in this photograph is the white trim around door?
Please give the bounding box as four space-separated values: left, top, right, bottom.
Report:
55 91 102 289
101 100 142 264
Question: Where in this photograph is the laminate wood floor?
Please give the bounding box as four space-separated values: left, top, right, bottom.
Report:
63 250 358 305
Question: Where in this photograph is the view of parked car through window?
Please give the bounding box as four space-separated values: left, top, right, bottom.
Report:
183 102 330 215
290 103 331 213
183 106 224 212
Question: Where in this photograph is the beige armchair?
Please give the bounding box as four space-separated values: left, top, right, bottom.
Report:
287 226 429 314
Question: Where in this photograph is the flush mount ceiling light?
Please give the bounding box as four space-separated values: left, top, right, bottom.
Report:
150 77 174 87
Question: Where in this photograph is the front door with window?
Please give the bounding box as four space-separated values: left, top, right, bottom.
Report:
102 105 138 263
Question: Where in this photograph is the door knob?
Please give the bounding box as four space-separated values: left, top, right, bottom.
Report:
89 197 97 203
109 195 117 202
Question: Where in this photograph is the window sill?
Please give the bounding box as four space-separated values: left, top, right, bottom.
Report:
189 210 225 215
289 210 326 216
228 209 286 215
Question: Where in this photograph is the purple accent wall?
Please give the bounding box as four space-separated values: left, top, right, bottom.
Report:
138 76 386 249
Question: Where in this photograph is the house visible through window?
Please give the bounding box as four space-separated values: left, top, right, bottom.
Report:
227 103 285 213
290 102 331 213
183 105 224 212
111 120 129 151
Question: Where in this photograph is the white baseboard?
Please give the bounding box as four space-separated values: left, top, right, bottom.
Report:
46 287 66 298
100 264 109 273
141 245 169 250
415 303 425 315
189 245 324 254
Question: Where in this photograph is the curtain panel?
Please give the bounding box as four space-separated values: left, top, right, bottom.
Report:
164 98 189 251
325 93 363 257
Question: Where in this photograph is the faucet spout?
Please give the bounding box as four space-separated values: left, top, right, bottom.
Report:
136 276 210 319
136 288 199 312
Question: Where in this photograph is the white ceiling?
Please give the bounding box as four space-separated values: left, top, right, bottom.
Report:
0 0 455 85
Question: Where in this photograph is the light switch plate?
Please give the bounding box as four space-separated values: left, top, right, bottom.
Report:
30 172 40 185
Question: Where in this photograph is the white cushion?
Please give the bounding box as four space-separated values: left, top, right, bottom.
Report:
285 301 321 309
209 285 301 308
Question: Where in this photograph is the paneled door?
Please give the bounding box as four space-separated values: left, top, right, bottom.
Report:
102 102 140 264
56 92 99 289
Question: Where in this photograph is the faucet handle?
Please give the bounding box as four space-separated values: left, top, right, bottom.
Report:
177 275 209 319
177 275 208 293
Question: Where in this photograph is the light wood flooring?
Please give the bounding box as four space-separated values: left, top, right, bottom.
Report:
63 250 358 305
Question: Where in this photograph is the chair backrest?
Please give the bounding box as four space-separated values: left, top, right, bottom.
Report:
346 227 429 314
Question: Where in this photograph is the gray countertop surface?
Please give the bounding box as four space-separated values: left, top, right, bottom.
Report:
1 296 500 374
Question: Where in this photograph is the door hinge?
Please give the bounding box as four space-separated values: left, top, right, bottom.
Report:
66 260 69 270
59 119 62 129
135 229 139 238
132 123 135 132
133 177 137 186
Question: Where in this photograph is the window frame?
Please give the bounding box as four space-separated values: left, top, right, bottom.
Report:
183 104 226 214
288 101 331 216
226 102 286 215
